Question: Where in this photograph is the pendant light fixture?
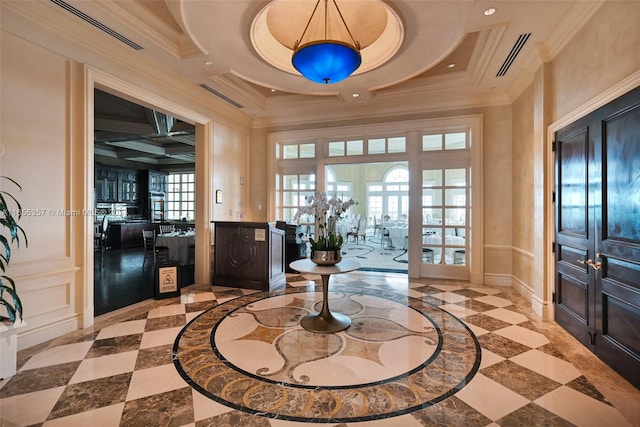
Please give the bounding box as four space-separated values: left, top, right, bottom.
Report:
292 0 361 84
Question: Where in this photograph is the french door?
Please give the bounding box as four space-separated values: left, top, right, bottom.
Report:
554 86 640 389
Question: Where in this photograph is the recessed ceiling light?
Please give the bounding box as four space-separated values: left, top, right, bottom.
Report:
270 88 276 93
446 63 456 69
352 93 360 98
203 60 214 66
484 7 496 16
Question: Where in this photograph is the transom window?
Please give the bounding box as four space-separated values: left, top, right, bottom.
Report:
328 140 363 157
281 142 316 159
422 131 467 151
368 136 406 154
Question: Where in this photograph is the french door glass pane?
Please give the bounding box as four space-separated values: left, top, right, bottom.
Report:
283 175 298 190
422 167 468 265
280 173 315 221
422 169 442 186
445 169 466 186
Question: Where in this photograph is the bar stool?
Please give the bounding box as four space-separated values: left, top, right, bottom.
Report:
422 248 434 263
381 228 392 250
453 249 466 264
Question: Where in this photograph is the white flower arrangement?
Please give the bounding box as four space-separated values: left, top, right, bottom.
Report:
294 191 358 250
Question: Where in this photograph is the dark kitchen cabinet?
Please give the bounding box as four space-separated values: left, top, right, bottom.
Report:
119 169 140 203
149 171 168 193
95 165 118 203
95 164 141 204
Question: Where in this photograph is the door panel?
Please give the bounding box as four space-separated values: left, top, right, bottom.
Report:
555 86 640 389
595 98 640 387
558 128 589 235
555 126 594 350
603 107 640 243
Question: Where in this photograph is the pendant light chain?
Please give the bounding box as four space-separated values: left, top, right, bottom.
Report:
293 0 360 51
294 0 321 51
331 0 360 50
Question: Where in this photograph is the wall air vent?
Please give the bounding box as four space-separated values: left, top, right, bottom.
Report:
50 0 143 50
199 84 244 109
496 33 531 77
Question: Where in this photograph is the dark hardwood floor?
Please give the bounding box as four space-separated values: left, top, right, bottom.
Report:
94 247 194 316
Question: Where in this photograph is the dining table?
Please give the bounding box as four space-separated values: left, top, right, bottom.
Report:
385 226 409 249
156 230 195 265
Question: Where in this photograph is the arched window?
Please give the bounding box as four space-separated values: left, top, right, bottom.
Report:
325 167 352 199
367 166 409 222
383 167 409 220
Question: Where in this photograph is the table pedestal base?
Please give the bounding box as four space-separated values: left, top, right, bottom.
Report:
300 311 351 333
288 259 360 334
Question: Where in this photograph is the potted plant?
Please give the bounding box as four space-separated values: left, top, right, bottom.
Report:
0 176 28 379
294 191 357 265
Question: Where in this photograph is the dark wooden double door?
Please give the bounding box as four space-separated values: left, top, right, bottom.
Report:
555 86 640 389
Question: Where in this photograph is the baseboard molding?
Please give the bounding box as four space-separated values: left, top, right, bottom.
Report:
483 273 512 287
511 274 534 302
18 315 82 350
531 293 546 318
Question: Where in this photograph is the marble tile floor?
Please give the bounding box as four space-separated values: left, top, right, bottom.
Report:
1 272 639 426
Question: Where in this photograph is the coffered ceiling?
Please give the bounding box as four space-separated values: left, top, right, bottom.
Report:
16 0 603 166
94 89 196 167
34 0 603 128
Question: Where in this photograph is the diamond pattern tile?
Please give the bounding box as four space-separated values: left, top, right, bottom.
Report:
0 272 636 426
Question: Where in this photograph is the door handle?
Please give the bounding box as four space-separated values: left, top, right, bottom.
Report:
577 258 602 270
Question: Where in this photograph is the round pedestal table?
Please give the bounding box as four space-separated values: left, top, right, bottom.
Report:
289 259 360 333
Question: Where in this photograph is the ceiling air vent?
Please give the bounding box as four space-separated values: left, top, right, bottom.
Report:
199 84 244 109
496 33 531 77
50 0 143 50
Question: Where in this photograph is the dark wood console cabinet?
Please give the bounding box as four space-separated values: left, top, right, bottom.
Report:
213 221 285 290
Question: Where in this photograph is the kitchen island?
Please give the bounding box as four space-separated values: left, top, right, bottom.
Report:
108 222 157 249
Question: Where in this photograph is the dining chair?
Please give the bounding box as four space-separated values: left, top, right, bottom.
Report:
372 216 383 237
453 249 466 265
159 224 174 234
356 217 367 243
142 230 169 267
94 216 110 256
346 216 367 244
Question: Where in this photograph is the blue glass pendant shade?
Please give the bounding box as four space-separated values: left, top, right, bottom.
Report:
292 41 361 84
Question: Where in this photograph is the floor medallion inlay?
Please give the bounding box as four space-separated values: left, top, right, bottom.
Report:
173 282 481 422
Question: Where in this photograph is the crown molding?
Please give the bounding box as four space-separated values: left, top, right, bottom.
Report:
252 85 509 128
